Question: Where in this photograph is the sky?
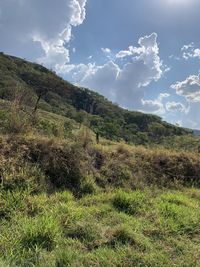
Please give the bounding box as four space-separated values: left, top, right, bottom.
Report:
0 0 200 129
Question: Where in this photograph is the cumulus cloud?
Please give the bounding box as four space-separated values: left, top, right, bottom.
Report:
64 61 120 100
166 101 188 113
181 43 200 60
141 93 170 114
116 46 135 58
64 33 167 109
171 73 200 102
0 0 87 69
101 48 111 54
0 4 167 111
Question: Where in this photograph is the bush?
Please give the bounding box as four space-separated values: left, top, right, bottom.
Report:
100 163 132 188
79 176 98 196
23 140 86 192
37 119 66 138
0 158 46 193
0 109 31 134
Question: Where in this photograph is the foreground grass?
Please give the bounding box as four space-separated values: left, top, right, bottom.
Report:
0 188 200 267
0 104 200 266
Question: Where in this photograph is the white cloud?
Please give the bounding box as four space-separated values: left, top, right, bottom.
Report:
116 46 134 58
101 48 111 54
141 93 170 114
0 5 167 111
66 61 120 99
193 49 200 58
32 34 70 70
64 33 167 109
169 54 180 61
0 0 87 69
33 0 87 70
181 43 194 51
171 73 200 102
181 43 200 60
166 101 188 113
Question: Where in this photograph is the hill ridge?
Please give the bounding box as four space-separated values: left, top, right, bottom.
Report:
0 52 190 144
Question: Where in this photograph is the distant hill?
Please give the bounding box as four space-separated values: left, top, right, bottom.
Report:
0 52 190 144
193 129 200 137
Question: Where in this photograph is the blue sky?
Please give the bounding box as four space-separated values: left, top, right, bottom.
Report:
0 0 200 128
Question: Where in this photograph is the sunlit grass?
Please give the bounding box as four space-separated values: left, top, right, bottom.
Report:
0 188 200 266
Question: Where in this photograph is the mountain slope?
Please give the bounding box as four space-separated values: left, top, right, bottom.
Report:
0 52 190 144
1 53 200 267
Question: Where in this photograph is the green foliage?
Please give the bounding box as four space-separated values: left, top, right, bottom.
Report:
0 53 190 144
0 52 200 266
0 108 31 134
0 158 46 193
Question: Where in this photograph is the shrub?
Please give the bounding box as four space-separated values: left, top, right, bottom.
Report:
37 119 66 138
0 109 30 134
100 163 132 188
0 158 46 193
79 176 98 196
25 140 86 192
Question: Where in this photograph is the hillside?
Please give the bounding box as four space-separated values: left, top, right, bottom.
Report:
0 53 200 267
193 129 200 137
0 129 200 266
0 52 190 144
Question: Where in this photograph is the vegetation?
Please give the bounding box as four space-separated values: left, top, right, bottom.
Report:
0 52 191 145
0 53 200 266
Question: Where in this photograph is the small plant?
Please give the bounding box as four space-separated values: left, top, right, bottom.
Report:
112 190 147 215
0 159 46 193
79 176 98 196
65 221 104 249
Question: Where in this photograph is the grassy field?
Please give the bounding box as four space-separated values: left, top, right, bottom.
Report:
0 188 200 266
0 132 200 266
0 100 200 266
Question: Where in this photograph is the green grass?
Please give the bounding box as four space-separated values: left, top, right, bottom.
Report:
0 93 199 266
0 188 200 266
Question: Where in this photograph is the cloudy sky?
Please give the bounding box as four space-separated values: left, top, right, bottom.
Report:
0 0 200 129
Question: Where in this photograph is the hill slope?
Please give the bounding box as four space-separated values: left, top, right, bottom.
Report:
0 52 190 144
0 53 200 266
0 132 200 266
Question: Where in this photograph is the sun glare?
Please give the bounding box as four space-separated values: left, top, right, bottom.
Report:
167 0 190 5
